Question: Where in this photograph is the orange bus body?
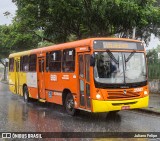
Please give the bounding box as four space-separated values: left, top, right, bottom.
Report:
9 38 149 115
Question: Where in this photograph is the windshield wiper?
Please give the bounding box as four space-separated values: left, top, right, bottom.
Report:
125 50 136 62
106 49 119 64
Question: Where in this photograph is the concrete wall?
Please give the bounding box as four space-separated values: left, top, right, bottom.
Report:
149 80 160 93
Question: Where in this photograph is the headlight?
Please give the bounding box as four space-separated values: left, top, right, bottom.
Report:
96 93 101 99
144 91 148 95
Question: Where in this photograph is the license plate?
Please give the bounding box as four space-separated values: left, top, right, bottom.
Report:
121 106 130 110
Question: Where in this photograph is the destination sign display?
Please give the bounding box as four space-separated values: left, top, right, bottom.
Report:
93 40 144 50
103 42 129 49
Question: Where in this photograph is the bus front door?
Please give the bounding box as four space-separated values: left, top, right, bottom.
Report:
78 54 91 110
38 57 46 100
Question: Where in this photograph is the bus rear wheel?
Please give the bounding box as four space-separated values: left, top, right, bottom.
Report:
65 93 76 116
23 86 30 102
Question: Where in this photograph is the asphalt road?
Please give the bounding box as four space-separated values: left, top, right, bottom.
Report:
0 82 160 140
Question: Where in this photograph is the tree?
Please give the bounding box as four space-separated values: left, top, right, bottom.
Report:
0 22 40 80
13 0 160 44
0 23 40 58
147 49 158 63
147 44 160 79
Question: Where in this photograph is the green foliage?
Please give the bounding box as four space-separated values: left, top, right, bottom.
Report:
13 0 160 44
147 44 160 79
148 63 160 79
38 40 53 48
147 48 158 63
0 22 40 58
1 0 160 59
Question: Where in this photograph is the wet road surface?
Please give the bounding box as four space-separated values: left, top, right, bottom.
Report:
0 82 160 140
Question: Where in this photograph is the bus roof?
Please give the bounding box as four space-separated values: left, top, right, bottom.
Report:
9 37 141 58
9 50 31 58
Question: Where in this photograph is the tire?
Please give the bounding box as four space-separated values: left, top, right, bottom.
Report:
109 110 120 114
23 86 30 102
65 93 76 116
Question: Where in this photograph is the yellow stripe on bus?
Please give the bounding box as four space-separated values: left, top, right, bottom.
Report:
92 96 149 112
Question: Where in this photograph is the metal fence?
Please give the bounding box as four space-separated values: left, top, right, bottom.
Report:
148 59 160 79
147 59 160 93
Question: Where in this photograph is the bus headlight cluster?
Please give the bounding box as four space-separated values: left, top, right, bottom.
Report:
96 93 101 99
144 91 148 95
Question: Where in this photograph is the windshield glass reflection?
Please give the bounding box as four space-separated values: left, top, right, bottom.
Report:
124 52 146 83
94 52 146 84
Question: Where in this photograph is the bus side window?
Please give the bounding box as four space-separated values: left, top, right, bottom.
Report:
9 58 14 72
29 54 37 72
46 52 49 72
22 55 29 72
20 57 23 72
79 55 84 78
62 49 75 72
49 51 61 72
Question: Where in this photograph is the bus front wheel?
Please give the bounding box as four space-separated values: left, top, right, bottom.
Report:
108 110 120 114
23 86 30 102
65 93 76 116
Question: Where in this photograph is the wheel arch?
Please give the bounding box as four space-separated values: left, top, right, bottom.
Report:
62 88 71 106
22 84 28 96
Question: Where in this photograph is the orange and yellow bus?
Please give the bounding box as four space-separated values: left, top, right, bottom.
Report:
9 38 149 115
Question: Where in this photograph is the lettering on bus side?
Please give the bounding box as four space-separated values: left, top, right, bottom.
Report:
80 47 87 50
50 74 57 81
76 47 90 52
54 92 62 96
62 75 69 80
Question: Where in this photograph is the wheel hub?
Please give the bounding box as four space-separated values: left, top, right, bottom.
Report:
67 99 73 110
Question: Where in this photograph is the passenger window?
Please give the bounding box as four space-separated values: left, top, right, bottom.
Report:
49 51 61 72
46 52 49 72
9 58 14 72
29 54 37 71
22 55 29 72
62 49 75 72
39 59 44 72
20 57 23 72
79 55 84 77
85 54 90 82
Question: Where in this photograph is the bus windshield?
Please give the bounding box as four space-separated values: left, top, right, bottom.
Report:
94 51 147 86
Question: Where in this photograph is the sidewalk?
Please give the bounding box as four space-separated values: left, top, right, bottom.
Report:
136 93 160 115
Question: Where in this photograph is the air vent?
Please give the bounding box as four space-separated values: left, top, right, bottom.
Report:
107 90 141 100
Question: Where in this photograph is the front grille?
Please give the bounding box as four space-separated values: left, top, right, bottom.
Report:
107 90 141 99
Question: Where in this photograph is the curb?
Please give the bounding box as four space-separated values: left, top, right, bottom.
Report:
134 108 160 116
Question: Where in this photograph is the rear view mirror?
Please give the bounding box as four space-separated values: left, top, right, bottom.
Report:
90 55 95 67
